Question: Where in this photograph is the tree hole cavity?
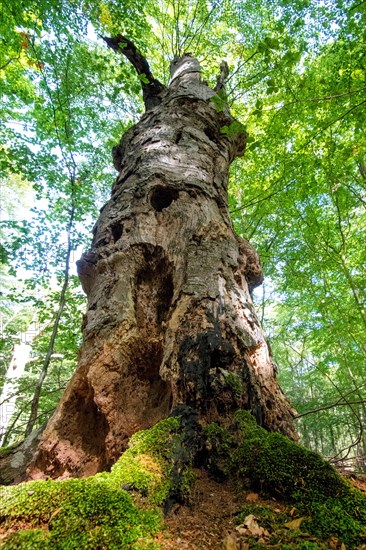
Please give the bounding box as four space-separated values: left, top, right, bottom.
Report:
111 222 123 242
150 186 179 212
50 380 110 475
134 246 174 328
177 327 236 412
124 336 173 436
131 246 174 430
204 126 219 144
175 130 182 144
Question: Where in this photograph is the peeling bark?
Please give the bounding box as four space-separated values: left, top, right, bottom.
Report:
28 52 296 479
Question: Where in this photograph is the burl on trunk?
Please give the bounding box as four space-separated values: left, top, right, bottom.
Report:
29 44 296 479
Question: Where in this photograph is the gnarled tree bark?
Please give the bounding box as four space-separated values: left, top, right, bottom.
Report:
28 44 296 479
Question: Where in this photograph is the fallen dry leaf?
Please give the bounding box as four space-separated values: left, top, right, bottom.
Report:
49 507 62 521
284 517 305 530
328 536 339 549
222 533 238 550
245 492 259 503
235 515 270 538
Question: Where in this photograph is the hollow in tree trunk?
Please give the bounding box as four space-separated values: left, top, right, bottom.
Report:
28 46 296 479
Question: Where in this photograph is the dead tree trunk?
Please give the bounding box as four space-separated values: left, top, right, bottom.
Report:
29 45 296 479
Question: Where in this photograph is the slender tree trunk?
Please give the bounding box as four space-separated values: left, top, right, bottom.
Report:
24 198 75 438
29 52 296 479
0 342 31 446
0 322 43 446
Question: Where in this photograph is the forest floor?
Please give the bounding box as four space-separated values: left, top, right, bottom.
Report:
153 469 366 550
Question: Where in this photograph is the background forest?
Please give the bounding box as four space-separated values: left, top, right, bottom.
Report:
0 0 365 469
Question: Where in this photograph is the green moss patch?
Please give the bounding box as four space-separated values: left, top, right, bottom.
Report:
0 476 161 549
0 416 199 549
204 410 366 548
103 415 196 507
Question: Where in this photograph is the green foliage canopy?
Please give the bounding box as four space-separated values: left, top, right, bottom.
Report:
0 0 365 460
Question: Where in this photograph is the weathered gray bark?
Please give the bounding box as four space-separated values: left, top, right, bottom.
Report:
28 53 296 479
0 426 43 484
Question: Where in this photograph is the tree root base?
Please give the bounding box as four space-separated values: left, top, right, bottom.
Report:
1 411 365 549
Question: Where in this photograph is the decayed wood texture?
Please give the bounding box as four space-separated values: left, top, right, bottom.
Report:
29 54 296 479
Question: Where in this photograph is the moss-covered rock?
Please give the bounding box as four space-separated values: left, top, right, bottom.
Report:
203 410 366 548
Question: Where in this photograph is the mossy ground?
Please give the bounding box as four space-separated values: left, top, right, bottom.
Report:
1 410 366 549
231 501 338 548
204 410 366 548
159 469 339 550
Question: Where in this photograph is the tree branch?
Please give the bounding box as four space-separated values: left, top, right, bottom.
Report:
214 60 229 93
102 35 166 110
296 399 366 418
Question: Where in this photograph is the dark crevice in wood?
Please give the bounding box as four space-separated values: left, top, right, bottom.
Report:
150 186 179 212
134 245 174 327
50 381 110 476
111 222 123 243
94 238 108 248
116 169 134 186
204 126 219 144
